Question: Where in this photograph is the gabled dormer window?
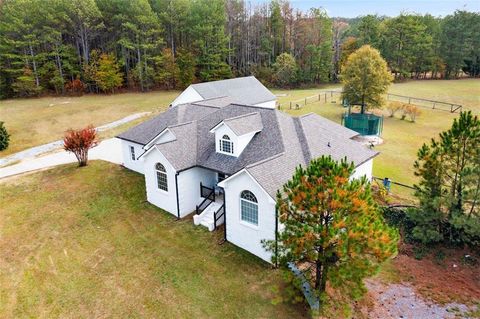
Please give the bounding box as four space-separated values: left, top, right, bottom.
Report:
220 134 234 154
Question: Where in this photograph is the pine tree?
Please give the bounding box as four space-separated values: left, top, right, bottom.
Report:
412 111 480 245
176 49 195 88
0 121 10 151
154 48 179 89
266 156 398 304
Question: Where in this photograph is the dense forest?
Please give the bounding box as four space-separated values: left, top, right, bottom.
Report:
0 0 479 99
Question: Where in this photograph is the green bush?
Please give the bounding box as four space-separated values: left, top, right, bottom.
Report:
0 121 10 151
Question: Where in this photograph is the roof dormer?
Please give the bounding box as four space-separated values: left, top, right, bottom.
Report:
210 112 263 157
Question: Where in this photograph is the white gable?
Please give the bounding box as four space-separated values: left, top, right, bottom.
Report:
170 85 204 107
210 122 258 157
144 128 176 150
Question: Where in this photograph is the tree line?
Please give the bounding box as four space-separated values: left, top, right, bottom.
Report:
0 0 479 99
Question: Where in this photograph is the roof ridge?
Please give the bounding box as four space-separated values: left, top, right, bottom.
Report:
191 76 255 87
245 152 285 169
224 111 259 122
293 117 312 164
191 95 229 103
228 102 276 110
298 112 316 118
167 121 195 129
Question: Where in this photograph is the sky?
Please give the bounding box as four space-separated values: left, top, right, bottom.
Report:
253 0 480 18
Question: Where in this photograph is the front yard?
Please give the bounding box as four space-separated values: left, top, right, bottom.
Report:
0 161 305 318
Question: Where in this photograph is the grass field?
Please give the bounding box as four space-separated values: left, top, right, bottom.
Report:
0 91 179 155
0 161 306 318
275 79 480 198
1 79 479 198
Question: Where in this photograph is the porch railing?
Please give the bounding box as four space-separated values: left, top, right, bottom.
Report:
213 203 225 230
196 182 215 215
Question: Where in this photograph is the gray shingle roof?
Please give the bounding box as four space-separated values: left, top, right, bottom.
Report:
155 122 197 171
244 111 378 198
191 76 276 105
192 96 235 108
222 112 263 136
118 102 378 199
116 103 217 145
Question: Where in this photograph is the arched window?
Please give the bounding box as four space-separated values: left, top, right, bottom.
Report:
155 163 168 191
240 190 258 225
220 134 234 154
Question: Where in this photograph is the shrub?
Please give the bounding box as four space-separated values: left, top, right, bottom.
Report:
404 104 421 122
0 121 10 151
63 126 98 167
386 101 403 117
65 78 85 96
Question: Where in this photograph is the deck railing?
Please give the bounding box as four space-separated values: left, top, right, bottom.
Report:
213 203 225 230
196 183 215 215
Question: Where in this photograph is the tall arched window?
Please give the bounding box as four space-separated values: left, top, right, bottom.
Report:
155 163 168 191
240 190 258 225
220 134 234 154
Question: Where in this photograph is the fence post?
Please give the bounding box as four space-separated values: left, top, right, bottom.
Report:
408 97 411 104
305 97 307 105
324 93 327 103
289 101 292 109
318 94 320 101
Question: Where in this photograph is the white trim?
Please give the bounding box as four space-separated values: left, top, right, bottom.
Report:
239 190 259 227
218 169 276 204
144 128 176 150
210 121 226 133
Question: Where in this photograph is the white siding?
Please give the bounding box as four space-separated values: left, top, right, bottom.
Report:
214 124 256 157
253 100 276 109
215 124 238 156
145 129 176 149
143 149 178 217
120 139 144 174
223 172 276 263
170 86 203 106
177 167 216 218
351 158 373 181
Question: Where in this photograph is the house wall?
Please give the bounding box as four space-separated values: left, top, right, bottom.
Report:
254 100 276 109
120 139 144 174
351 158 373 181
145 129 176 149
223 172 276 263
177 167 217 218
215 124 255 157
170 86 204 107
143 149 178 217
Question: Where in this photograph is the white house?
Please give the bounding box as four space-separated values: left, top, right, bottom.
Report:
116 76 378 263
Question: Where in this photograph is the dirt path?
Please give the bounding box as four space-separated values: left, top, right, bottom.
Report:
365 280 475 319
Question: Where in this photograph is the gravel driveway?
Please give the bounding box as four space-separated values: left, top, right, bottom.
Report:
365 280 475 319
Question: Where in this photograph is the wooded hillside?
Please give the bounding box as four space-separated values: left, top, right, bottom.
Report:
0 0 478 98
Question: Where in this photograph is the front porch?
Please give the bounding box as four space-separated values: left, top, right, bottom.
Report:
193 182 225 231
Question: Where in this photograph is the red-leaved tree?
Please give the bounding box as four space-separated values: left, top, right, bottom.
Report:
63 126 98 167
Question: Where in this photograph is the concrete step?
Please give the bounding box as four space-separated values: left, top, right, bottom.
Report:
193 201 223 232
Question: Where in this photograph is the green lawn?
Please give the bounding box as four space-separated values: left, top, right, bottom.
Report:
276 79 480 199
0 161 306 318
0 91 179 156
1 79 479 199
